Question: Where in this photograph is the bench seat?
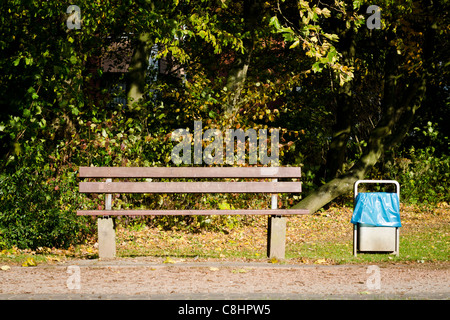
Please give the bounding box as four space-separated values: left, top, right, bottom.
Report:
77 166 309 259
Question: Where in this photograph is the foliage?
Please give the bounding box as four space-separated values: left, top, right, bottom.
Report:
374 147 449 205
375 117 449 205
269 0 360 85
0 149 93 249
0 0 448 249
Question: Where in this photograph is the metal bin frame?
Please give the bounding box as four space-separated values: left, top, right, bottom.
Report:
353 180 400 257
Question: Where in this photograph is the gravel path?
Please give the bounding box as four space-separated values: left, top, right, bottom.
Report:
1 258 448 300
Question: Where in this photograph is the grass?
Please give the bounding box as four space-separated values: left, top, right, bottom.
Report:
1 203 448 266
286 234 448 264
284 204 449 264
113 202 450 265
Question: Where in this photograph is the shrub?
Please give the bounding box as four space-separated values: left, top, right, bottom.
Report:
380 146 449 205
0 158 93 250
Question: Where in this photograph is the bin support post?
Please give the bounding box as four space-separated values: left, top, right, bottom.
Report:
394 228 400 256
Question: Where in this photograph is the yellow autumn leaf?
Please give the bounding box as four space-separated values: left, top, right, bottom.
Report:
22 257 37 267
269 257 279 264
1 265 11 271
232 268 248 273
289 40 300 49
163 257 176 264
47 256 61 262
315 258 327 264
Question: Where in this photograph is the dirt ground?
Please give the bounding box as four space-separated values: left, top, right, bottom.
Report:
1 258 449 300
1 205 448 300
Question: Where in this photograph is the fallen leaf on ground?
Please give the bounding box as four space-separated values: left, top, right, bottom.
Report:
46 256 61 262
315 258 327 264
269 257 279 264
232 268 248 273
209 267 219 271
1 265 11 271
163 257 176 264
22 257 37 267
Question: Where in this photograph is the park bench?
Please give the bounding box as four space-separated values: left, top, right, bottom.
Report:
77 166 309 259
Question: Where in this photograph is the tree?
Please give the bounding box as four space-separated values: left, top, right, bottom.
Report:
0 0 447 248
0 0 253 248
291 0 448 212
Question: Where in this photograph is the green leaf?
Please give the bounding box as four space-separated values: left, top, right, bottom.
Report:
218 201 231 210
39 118 46 128
324 33 339 41
289 40 300 49
269 16 281 30
208 110 217 118
69 55 77 64
326 48 337 62
312 62 323 73
353 0 362 10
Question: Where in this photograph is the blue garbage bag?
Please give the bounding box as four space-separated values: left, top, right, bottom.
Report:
351 192 401 227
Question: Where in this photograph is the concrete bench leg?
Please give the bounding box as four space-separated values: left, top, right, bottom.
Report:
98 217 115 259
267 216 286 260
98 179 115 259
267 189 286 260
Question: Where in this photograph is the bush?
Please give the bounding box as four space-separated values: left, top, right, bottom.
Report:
0 160 93 250
380 146 449 205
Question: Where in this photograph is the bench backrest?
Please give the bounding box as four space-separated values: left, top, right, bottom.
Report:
79 166 301 194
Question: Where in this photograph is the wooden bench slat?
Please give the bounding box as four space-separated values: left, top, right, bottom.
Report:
79 166 301 178
79 181 301 193
77 209 310 216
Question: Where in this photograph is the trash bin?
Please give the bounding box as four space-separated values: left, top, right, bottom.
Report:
351 180 401 256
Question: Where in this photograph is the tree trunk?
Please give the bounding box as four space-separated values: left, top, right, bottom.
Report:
321 30 356 180
224 0 262 119
126 33 153 111
224 46 253 117
293 42 427 213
